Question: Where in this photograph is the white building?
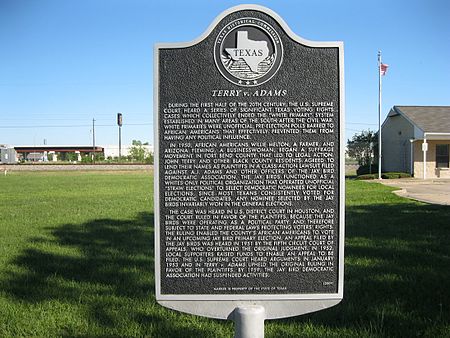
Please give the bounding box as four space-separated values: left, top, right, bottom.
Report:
381 106 450 179
0 145 17 164
103 144 154 158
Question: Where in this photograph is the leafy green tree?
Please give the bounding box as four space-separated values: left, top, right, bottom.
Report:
129 140 150 162
58 152 67 161
81 154 92 163
144 153 154 164
347 130 378 166
66 152 78 162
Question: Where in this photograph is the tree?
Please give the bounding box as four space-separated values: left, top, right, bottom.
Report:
66 152 78 162
347 130 378 166
129 140 150 162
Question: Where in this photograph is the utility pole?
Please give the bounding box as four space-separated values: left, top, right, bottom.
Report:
378 51 382 180
377 51 389 180
92 118 96 164
117 113 123 162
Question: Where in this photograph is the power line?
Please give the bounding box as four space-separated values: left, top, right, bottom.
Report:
0 123 153 129
9 112 151 116
346 128 367 132
1 121 374 133
346 122 377 126
1 113 152 121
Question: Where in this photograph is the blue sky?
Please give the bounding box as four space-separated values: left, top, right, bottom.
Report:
1 0 449 146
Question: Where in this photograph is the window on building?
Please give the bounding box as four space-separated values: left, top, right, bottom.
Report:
436 144 449 168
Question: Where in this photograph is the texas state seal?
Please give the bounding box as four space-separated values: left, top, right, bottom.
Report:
214 18 283 87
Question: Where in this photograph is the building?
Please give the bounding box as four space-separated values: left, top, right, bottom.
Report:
103 144 154 159
381 106 450 179
14 145 104 162
1 144 154 163
0 145 17 164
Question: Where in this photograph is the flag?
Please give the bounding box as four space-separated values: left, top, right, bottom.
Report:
380 63 389 76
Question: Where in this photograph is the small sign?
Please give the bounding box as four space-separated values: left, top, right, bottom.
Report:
154 5 345 319
422 142 428 152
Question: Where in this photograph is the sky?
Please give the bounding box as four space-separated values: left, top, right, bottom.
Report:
1 0 449 147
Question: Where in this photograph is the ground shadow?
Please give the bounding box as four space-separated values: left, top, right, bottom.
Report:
4 201 450 336
269 201 450 336
4 213 154 301
2 212 226 337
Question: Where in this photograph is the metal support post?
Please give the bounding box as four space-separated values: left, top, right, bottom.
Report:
423 138 427 179
233 306 265 338
119 125 122 161
92 118 96 164
378 51 382 180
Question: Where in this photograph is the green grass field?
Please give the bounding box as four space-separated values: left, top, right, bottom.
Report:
1 171 449 337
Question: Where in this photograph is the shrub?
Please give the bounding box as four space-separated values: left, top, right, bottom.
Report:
356 164 379 176
81 155 93 164
144 154 154 164
356 174 377 180
356 172 412 180
381 172 412 179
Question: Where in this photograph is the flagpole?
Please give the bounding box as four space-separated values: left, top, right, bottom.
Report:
378 51 382 180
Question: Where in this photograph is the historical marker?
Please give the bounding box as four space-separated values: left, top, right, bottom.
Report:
154 4 344 325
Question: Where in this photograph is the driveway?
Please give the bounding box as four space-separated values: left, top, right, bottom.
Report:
378 178 450 206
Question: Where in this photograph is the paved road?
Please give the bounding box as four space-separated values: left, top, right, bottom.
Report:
379 178 450 206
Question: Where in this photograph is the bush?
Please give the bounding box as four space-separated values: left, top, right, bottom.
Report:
144 154 154 164
81 155 93 164
356 174 377 180
94 154 105 162
66 152 78 162
356 164 379 176
381 172 412 179
356 172 412 180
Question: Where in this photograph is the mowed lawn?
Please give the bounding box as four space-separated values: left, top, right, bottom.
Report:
0 171 449 337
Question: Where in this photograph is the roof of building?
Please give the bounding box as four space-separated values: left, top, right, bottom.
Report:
14 145 104 153
392 106 450 133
